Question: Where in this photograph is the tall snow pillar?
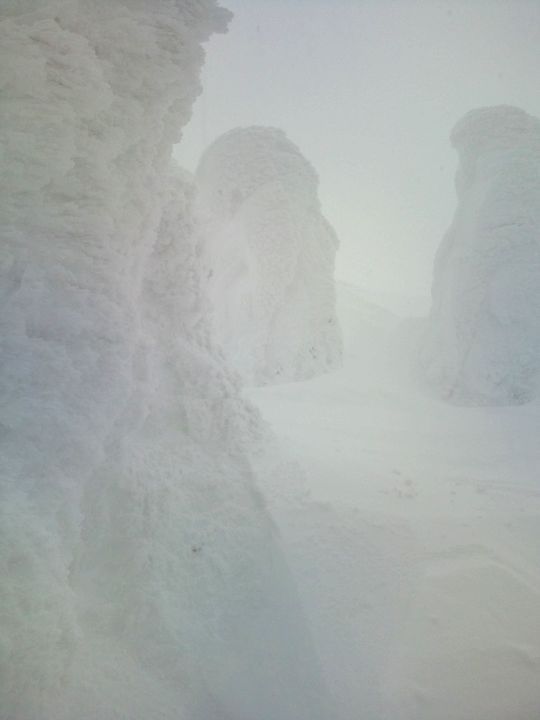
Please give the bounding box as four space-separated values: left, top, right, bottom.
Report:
420 106 540 405
194 126 342 385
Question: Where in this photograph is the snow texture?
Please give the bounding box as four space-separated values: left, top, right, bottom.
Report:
0 3 327 719
421 105 540 405
249 281 540 720
194 126 342 385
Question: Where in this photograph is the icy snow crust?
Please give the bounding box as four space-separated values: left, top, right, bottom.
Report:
194 126 342 385
421 105 540 405
0 3 327 719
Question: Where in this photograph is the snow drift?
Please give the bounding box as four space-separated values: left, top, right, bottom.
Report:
420 105 540 405
194 126 342 385
0 3 327 719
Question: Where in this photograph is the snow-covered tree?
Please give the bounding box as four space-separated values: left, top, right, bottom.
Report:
194 126 342 385
420 106 540 405
0 4 327 718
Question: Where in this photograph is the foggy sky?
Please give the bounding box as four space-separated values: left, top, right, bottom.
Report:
175 0 540 305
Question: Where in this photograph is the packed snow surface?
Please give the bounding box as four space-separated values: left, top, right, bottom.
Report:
194 126 342 384
421 105 540 405
249 281 540 720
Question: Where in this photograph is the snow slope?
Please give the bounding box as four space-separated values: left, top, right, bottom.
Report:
420 106 540 405
0 4 328 719
194 126 342 384
248 281 540 720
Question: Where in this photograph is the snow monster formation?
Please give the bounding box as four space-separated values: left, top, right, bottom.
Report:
420 106 540 405
0 3 327 719
194 127 342 385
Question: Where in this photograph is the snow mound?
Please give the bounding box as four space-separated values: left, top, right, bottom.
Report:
194 126 342 385
420 105 540 405
0 4 328 719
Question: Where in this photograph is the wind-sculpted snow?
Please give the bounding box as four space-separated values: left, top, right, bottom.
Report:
0 4 327 719
420 106 540 405
194 126 342 385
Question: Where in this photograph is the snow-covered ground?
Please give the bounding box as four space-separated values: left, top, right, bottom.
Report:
248 281 540 720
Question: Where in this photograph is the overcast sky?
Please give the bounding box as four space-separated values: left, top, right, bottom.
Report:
176 0 540 303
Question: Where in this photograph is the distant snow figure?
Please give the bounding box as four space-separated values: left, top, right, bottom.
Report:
420 106 540 405
194 126 342 384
